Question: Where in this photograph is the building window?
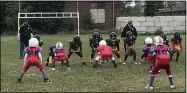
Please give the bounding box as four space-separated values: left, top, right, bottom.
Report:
90 9 105 23
97 1 105 9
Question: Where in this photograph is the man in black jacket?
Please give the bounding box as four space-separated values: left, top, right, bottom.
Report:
121 20 137 53
17 22 33 59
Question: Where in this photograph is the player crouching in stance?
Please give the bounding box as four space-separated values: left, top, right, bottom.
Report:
89 29 103 64
33 34 43 47
123 31 137 64
139 37 153 64
170 32 183 62
68 35 86 65
106 32 122 63
146 36 175 89
17 38 50 83
46 44 56 66
51 42 70 70
93 40 117 68
160 33 171 54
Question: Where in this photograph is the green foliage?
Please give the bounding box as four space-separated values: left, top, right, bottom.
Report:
144 1 164 16
1 1 66 35
3 2 19 33
120 1 144 16
83 13 96 30
166 1 177 10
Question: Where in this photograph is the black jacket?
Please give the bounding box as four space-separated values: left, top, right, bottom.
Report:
121 24 137 38
19 24 32 42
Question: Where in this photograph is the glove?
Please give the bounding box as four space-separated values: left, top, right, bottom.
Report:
17 33 20 40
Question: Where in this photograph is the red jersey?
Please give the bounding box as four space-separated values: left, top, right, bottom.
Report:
97 45 112 58
154 45 170 63
25 47 41 59
54 48 66 57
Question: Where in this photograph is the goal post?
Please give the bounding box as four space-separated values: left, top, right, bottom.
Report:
18 12 80 36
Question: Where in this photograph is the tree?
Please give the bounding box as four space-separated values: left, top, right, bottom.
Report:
4 2 19 33
20 1 66 34
120 1 132 16
83 13 95 30
166 1 177 10
0 2 7 34
144 1 164 16
1 1 66 34
120 1 145 16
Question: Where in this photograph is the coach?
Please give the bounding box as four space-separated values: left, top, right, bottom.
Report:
17 22 33 59
121 20 137 53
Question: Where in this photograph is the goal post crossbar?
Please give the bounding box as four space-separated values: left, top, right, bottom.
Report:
18 12 80 35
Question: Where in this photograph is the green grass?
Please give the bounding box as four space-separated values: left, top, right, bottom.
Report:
1 34 185 92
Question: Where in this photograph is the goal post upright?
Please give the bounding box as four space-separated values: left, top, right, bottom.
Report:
18 12 80 36
77 12 79 36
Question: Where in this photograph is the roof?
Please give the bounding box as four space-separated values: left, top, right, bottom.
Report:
157 2 186 13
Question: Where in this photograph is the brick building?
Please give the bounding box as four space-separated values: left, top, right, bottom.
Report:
63 1 120 30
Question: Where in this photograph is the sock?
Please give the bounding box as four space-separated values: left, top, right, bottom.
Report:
42 71 48 80
168 76 174 85
18 72 25 80
149 76 155 87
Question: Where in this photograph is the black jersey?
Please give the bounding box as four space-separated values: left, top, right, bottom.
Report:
69 40 82 51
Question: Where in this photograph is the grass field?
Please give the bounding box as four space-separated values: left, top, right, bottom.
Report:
1 34 186 92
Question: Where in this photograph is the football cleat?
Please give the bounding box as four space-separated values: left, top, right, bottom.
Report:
82 62 86 65
67 67 71 70
51 68 56 71
93 64 97 68
133 61 138 64
44 79 50 82
123 61 127 64
145 85 153 90
158 70 161 74
170 85 176 89
17 79 21 83
114 64 117 68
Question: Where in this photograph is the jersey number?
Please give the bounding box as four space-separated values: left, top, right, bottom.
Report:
156 49 168 55
28 50 37 55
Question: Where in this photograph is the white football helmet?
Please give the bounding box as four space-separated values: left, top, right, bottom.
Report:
145 37 153 44
99 40 107 46
154 36 163 45
56 42 63 49
29 38 39 47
